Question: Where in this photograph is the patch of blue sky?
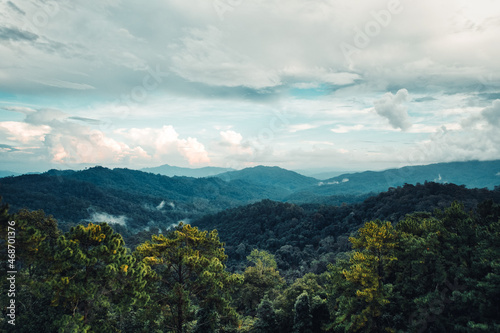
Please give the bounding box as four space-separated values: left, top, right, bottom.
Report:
289 84 331 99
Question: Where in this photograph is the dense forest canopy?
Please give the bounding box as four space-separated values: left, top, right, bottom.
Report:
193 182 500 279
1 178 500 331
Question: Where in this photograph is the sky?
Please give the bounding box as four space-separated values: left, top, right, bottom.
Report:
1 0 500 174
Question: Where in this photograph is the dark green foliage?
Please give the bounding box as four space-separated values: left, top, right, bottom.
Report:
193 306 220 333
293 292 313 333
0 206 63 332
252 296 278 333
216 165 318 192
311 295 329 333
0 166 289 235
273 273 328 333
49 222 150 331
195 183 500 279
235 249 285 315
0 204 150 332
327 200 500 332
2 178 500 332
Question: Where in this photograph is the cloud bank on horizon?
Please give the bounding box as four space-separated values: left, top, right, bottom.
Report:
0 0 499 173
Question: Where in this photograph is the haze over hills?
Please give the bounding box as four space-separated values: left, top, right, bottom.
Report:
141 164 234 178
0 170 20 178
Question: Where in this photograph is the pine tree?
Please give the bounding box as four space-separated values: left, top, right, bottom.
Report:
50 222 149 332
136 223 241 333
330 220 398 332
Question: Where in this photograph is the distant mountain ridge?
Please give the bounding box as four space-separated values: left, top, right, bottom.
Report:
1 160 499 234
215 165 318 192
305 160 500 196
0 170 21 178
0 166 289 231
141 164 234 178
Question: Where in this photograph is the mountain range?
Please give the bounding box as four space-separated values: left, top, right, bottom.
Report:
0 170 20 178
141 164 234 177
0 160 499 233
315 160 500 194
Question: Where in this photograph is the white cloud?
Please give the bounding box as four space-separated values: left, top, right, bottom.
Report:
179 137 210 165
170 26 281 89
373 89 412 131
156 201 165 210
282 66 360 86
303 141 334 146
460 99 500 130
1 0 500 98
401 121 500 165
407 123 461 134
318 181 338 186
292 82 320 89
318 178 349 186
331 124 364 134
90 212 127 226
45 128 147 165
289 124 316 133
117 125 210 165
481 99 500 126
220 130 243 145
0 121 51 144
30 79 96 90
217 130 253 161
1 0 500 172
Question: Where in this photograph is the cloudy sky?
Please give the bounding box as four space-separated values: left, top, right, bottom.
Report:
1 0 500 173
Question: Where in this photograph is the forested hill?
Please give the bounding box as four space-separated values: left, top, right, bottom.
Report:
213 160 500 201
304 159 500 196
1 162 499 235
216 165 318 192
192 182 500 279
0 166 369 232
0 166 287 231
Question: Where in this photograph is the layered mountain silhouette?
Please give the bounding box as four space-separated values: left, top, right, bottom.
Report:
141 164 234 178
0 160 498 233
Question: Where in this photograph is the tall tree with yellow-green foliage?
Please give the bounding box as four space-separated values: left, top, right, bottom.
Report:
136 223 241 333
49 222 150 332
329 220 398 332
